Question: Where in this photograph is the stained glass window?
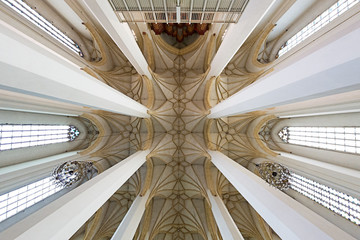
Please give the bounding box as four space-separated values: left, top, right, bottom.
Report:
1 0 83 57
0 176 64 223
289 172 360 225
0 124 80 151
278 126 360 154
278 0 359 57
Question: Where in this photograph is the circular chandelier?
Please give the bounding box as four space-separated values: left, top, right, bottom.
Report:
52 161 95 188
257 162 290 190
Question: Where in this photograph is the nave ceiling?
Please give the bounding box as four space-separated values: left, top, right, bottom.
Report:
1 0 326 239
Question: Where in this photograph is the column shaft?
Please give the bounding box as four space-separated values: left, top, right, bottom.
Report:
205 0 275 81
0 23 149 118
111 191 150 240
82 0 152 79
0 150 149 240
208 18 360 118
0 89 91 116
207 190 244 240
208 150 355 240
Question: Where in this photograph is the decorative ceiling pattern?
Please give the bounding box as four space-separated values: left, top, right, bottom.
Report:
139 28 216 238
205 24 276 108
21 1 291 239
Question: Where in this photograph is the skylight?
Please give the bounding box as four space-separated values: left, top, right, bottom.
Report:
278 0 359 57
1 0 83 56
0 124 80 151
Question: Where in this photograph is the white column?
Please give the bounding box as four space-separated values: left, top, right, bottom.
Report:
0 22 149 118
208 18 360 118
82 0 152 80
0 89 90 116
205 0 275 81
207 190 244 240
208 150 356 240
0 150 150 240
111 191 150 240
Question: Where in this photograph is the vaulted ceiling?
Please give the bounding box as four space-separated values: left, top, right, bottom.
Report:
8 0 324 239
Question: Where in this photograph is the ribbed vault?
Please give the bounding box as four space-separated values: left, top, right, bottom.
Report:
42 1 292 239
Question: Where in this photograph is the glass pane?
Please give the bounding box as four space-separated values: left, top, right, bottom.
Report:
278 126 360 155
1 0 83 57
0 177 64 223
0 124 80 151
278 0 359 57
289 172 360 225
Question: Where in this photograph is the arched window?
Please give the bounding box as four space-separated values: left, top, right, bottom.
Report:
0 176 63 222
257 161 360 225
0 110 92 168
278 0 359 57
0 160 96 223
278 126 360 154
1 0 83 57
0 124 80 151
289 172 360 225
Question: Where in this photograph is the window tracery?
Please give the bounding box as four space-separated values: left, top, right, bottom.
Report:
257 162 360 226
278 0 359 57
0 124 80 151
289 172 360 225
0 159 96 223
278 126 360 154
1 0 84 57
0 176 63 223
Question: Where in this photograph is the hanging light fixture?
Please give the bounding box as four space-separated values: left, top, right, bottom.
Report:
52 161 96 188
256 162 290 190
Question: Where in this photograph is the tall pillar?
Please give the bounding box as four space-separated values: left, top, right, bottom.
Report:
0 150 150 240
208 20 360 118
0 89 92 116
205 0 275 82
207 190 244 240
82 0 152 80
0 22 149 118
111 191 150 240
208 150 356 240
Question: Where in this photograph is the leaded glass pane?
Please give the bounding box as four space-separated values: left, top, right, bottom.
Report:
0 177 64 223
1 0 83 57
0 124 80 151
278 0 359 57
289 172 360 225
278 126 360 154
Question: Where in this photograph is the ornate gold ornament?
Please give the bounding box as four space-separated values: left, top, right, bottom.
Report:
52 161 96 188
257 162 290 190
